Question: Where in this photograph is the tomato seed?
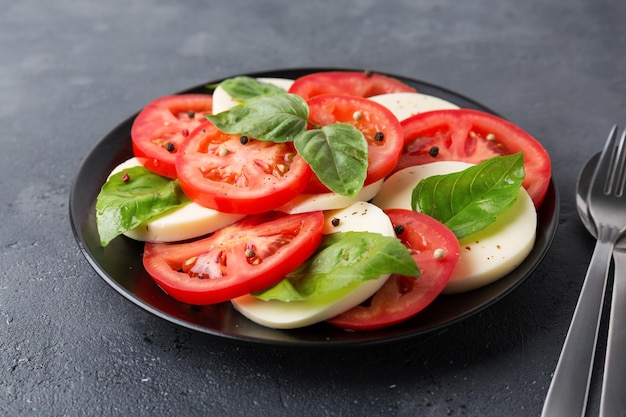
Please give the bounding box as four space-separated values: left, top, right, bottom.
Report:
182 129 189 137
353 111 363 121
433 248 446 259
182 256 197 273
429 146 439 157
486 133 496 141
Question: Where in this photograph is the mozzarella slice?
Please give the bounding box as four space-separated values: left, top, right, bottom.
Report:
369 92 459 121
372 161 537 293
231 201 395 329
212 77 295 114
109 158 245 242
276 179 383 214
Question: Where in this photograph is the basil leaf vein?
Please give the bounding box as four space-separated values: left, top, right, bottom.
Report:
253 231 419 302
219 76 287 100
206 93 309 143
95 166 189 246
294 124 368 197
411 153 525 239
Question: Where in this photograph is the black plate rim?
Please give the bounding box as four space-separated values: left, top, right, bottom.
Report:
69 67 559 347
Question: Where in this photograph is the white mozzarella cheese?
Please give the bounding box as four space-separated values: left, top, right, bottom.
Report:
212 77 295 114
231 201 395 329
109 158 245 242
372 161 537 293
276 179 383 214
369 92 459 121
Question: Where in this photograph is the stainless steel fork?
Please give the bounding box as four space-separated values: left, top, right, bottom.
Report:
542 125 626 417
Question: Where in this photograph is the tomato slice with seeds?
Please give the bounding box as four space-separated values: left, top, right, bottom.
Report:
327 209 459 331
304 94 404 193
288 71 416 101
131 94 213 178
143 211 325 305
176 120 312 214
395 109 552 207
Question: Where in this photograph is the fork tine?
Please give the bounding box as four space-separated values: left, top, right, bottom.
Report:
589 125 626 195
613 127 626 197
594 124 618 194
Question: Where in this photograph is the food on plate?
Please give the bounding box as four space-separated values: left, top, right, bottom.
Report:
369 92 459 121
372 160 537 294
131 94 213 178
395 108 551 207
94 70 551 331
232 201 411 329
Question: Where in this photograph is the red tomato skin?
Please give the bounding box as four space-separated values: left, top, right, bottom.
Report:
131 94 213 178
176 121 312 214
327 209 459 331
288 71 416 101
304 94 405 193
143 211 325 305
396 109 552 207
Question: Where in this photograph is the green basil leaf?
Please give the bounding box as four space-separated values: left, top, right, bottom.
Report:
294 123 368 197
96 166 190 246
253 231 419 302
206 93 308 143
219 76 286 100
411 153 525 239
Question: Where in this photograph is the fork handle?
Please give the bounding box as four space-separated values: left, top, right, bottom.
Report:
542 239 613 417
600 247 626 417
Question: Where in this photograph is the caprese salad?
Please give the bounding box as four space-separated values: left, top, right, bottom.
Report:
95 70 551 331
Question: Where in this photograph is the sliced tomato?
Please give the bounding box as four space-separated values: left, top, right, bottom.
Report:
304 94 404 193
327 209 459 331
288 71 416 101
131 94 213 178
143 211 325 305
395 109 552 207
176 120 312 214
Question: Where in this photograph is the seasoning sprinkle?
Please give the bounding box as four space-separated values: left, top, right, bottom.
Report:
187 111 196 119
121 172 130 183
331 217 340 227
165 142 175 153
240 135 249 145
374 131 384 142
429 146 439 157
394 224 405 235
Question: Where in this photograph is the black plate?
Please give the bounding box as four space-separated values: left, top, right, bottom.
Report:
69 67 559 347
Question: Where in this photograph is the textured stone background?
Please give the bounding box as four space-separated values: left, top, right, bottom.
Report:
2 0 626 416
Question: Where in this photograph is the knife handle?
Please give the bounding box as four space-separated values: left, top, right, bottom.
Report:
542 239 613 417
600 247 626 417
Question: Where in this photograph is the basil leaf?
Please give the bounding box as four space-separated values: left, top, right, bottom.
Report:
253 231 419 302
96 166 189 246
219 76 286 100
294 123 368 197
206 93 309 143
411 153 525 239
